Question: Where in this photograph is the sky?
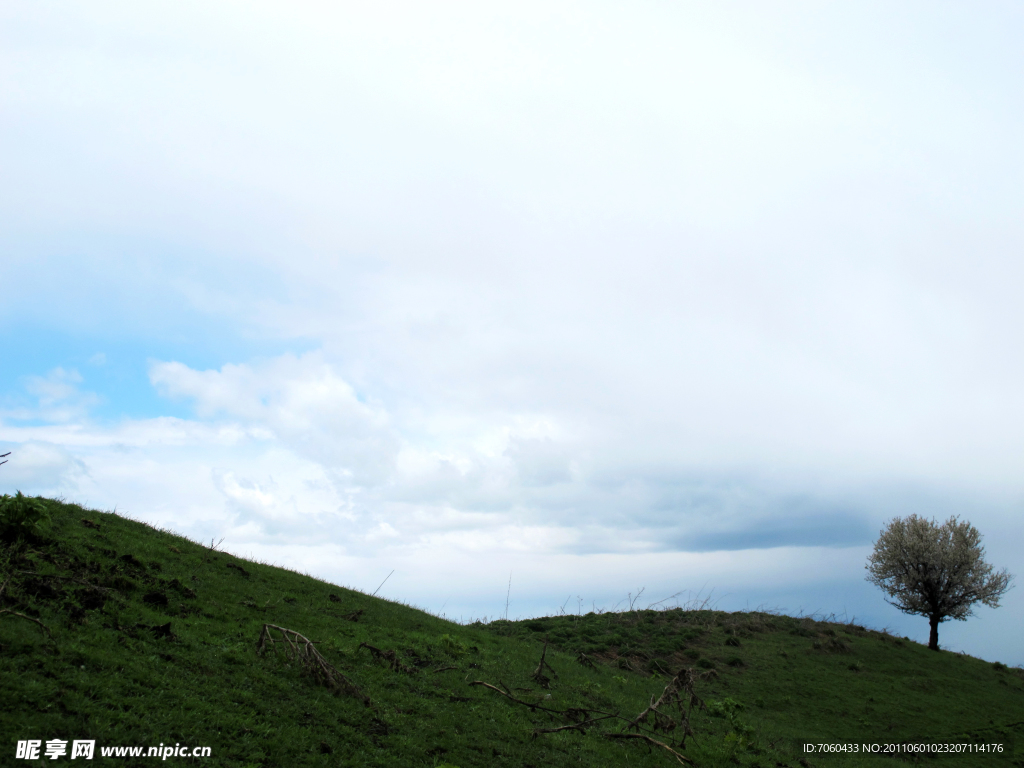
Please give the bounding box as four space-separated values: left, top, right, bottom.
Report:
1 1 1022 664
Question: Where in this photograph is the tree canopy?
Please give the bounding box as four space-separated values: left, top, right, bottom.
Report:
866 514 1013 651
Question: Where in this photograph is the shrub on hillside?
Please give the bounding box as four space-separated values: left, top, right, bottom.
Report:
0 491 51 544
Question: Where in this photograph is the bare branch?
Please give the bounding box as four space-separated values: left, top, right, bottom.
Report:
605 733 694 765
0 609 53 638
468 680 569 715
533 714 617 736
358 641 415 674
258 624 370 705
530 641 559 687
16 571 116 593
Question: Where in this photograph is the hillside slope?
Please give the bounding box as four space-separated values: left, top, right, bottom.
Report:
1 497 1021 767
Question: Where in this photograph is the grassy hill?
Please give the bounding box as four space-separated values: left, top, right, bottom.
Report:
1 496 1021 767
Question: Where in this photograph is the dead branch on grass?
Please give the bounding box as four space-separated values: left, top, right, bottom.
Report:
533 712 618 736
16 571 115 593
469 681 569 715
0 574 54 639
0 609 53 638
530 641 559 687
258 624 369 705
357 641 415 674
471 665 708 765
625 669 705 747
138 621 175 640
652 659 671 676
605 733 693 765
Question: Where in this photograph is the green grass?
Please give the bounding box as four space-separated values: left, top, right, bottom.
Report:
2 497 1022 767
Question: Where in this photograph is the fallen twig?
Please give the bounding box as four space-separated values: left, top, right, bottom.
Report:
576 651 596 668
605 733 693 765
1 575 54 640
138 621 175 640
468 681 568 715
625 668 702 745
17 571 115 593
471 665 709 764
358 641 415 674
533 713 618 736
258 624 369 705
531 640 559 688
652 659 671 676
0 609 53 638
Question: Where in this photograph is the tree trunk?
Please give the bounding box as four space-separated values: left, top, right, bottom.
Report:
928 614 940 651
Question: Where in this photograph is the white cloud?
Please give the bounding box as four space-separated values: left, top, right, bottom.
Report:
0 440 88 493
149 352 398 485
4 367 104 424
506 437 572 487
25 367 82 402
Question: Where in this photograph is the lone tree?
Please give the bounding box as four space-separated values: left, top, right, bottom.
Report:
866 515 1013 651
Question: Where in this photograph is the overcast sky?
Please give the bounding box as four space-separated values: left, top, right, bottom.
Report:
2 1 1021 664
